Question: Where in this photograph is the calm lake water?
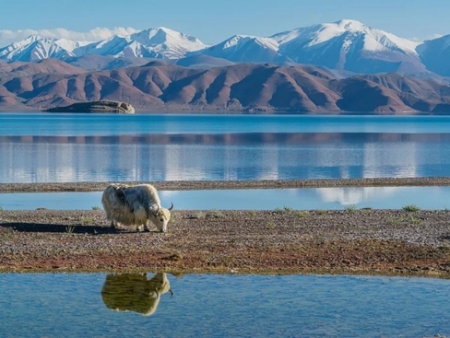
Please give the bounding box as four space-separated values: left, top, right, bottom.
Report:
1 273 449 337
3 113 450 136
2 113 450 337
2 113 450 182
2 186 450 210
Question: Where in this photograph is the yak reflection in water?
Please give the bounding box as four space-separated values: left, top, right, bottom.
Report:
101 272 172 316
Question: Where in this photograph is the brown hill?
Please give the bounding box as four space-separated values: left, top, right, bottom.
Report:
1 59 450 113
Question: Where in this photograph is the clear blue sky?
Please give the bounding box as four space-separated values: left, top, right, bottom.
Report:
1 0 449 43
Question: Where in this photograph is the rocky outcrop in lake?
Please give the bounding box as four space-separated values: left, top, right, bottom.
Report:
45 100 135 114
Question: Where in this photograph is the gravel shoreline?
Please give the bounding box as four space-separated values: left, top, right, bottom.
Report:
1 179 450 277
3 177 450 192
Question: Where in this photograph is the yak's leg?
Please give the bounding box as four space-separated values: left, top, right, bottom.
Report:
132 207 147 232
110 220 121 230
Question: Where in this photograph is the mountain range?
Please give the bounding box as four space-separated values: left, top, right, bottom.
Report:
1 19 450 78
3 19 450 114
2 59 450 114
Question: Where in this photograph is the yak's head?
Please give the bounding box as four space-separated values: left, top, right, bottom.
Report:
149 203 173 232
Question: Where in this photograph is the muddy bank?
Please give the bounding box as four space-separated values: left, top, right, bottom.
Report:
3 177 450 192
1 209 450 277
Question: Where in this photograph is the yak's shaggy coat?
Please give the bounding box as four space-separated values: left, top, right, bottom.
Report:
101 183 172 232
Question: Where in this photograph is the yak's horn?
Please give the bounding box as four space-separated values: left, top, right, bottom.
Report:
168 202 174 211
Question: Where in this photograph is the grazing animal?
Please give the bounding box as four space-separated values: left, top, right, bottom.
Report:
101 272 172 316
101 183 173 232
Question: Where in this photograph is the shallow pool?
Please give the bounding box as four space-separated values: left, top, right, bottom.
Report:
0 186 449 210
0 272 449 337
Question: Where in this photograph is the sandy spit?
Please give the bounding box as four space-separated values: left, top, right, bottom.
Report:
3 177 450 192
1 178 450 277
1 208 450 277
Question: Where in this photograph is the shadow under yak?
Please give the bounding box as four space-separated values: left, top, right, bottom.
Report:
0 222 161 235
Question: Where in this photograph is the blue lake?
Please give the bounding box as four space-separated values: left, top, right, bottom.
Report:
3 113 450 136
1 272 450 337
2 186 450 210
2 113 450 337
3 113 450 182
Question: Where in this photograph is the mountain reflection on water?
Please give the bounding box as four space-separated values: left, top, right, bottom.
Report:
2 132 450 145
101 272 172 316
2 131 450 182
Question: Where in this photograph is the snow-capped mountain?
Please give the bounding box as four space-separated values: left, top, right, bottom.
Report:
416 34 450 76
195 34 292 63
0 27 207 61
270 19 424 73
1 20 450 77
74 27 207 59
0 34 82 61
193 19 428 74
73 35 154 58
273 19 419 54
129 27 206 59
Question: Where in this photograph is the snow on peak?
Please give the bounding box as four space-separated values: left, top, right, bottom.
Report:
71 27 208 59
272 19 419 55
2 34 44 52
221 34 279 51
54 38 87 52
131 27 206 54
333 19 367 31
0 20 427 64
0 34 76 61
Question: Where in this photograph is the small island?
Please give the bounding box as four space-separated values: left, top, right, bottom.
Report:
45 100 135 114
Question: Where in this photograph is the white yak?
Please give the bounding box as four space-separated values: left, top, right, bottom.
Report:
101 183 173 232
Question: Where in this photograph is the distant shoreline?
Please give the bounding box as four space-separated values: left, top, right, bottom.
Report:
2 177 450 193
0 108 447 115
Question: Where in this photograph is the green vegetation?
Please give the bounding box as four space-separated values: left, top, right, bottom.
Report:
403 204 420 212
406 215 423 225
80 216 94 225
274 207 284 214
65 225 76 234
294 210 310 218
387 214 422 226
170 212 177 221
283 206 293 212
345 205 357 213
189 211 206 219
209 210 226 219
267 222 275 230
387 216 403 226
92 206 101 210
